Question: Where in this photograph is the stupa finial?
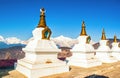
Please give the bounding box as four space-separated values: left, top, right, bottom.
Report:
40 8 45 15
101 28 106 40
114 35 117 43
80 21 87 36
37 8 47 28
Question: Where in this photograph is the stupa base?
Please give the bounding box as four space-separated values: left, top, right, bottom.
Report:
68 52 102 68
112 53 120 60
68 58 102 68
16 59 69 78
96 56 118 63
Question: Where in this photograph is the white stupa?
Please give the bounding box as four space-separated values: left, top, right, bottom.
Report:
111 35 120 60
96 29 117 63
16 8 69 78
68 21 102 68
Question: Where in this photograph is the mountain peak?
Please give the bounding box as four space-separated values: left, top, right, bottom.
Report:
0 36 26 49
52 35 78 48
5 37 21 44
59 35 64 38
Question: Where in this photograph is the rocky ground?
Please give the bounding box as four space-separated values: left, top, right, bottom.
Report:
0 46 25 60
2 61 120 78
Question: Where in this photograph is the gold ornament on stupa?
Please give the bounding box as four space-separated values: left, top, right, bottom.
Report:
101 29 106 40
113 35 117 43
37 8 47 28
37 8 52 40
80 21 87 36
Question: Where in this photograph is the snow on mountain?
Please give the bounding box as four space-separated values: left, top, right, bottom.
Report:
26 36 78 48
26 37 34 43
51 35 78 48
5 37 21 44
0 36 24 44
0 35 96 49
51 35 96 48
0 35 5 42
0 36 26 49
5 37 27 45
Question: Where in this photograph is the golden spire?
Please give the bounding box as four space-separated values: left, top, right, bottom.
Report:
114 35 117 43
101 29 106 40
80 21 87 36
37 8 47 28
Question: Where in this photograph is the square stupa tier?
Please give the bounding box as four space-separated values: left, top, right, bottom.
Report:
68 21 102 68
111 35 120 60
68 36 102 68
96 40 118 63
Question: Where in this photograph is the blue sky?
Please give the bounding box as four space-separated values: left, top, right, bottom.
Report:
0 0 120 42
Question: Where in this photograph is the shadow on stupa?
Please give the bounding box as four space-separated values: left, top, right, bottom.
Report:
85 74 109 78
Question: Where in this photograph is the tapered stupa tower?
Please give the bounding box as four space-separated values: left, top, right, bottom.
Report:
37 8 47 28
113 35 117 43
16 8 69 78
101 29 106 40
111 35 120 60
33 8 52 40
68 21 102 68
96 29 117 63
80 21 87 36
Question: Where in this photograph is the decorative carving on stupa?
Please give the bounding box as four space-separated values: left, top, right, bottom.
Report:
42 27 51 40
86 36 91 44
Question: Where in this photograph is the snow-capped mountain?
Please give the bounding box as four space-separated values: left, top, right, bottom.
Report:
51 35 97 48
0 35 96 49
51 35 78 48
0 35 26 49
0 35 5 42
26 35 96 48
6 37 21 44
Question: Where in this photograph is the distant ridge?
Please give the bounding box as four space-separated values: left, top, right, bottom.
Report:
0 46 25 60
0 42 26 49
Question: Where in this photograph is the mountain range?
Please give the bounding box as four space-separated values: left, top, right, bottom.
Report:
0 35 96 60
0 35 119 67
0 36 26 49
0 35 96 49
1 35 118 50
